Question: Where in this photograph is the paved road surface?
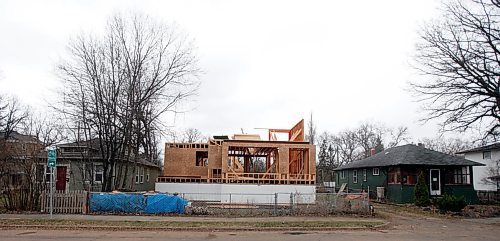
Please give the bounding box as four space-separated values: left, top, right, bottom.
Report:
1 207 499 241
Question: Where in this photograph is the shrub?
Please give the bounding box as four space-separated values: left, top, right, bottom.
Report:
414 172 430 206
436 194 467 212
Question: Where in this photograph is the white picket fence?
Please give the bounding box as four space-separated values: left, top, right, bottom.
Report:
40 190 88 214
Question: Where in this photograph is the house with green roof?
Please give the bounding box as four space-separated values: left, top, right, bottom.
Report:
334 144 484 204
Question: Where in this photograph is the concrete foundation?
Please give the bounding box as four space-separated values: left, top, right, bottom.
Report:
155 183 316 204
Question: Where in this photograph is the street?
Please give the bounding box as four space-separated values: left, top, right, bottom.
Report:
1 211 499 241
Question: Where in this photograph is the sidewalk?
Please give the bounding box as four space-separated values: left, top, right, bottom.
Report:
0 213 382 223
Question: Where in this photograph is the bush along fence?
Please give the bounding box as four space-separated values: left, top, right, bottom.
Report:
179 192 370 216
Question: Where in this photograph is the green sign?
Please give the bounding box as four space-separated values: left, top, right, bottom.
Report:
47 149 57 167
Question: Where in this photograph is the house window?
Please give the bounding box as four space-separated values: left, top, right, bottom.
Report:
45 166 52 183
353 170 358 184
388 167 401 184
146 169 150 182
36 164 45 182
402 169 419 185
94 164 104 183
483 151 491 159
83 163 93 183
135 168 140 184
447 166 470 184
373 168 380 176
140 167 144 184
196 151 208 166
363 169 367 182
340 170 346 179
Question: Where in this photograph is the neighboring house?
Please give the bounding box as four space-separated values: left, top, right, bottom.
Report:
456 143 500 191
35 139 161 192
0 131 44 192
335 144 484 204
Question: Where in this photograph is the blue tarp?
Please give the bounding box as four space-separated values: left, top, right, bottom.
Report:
144 194 188 214
90 193 187 214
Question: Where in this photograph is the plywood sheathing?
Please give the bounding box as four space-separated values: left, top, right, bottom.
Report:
161 120 315 185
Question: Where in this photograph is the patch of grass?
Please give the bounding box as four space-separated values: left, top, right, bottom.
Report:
0 219 384 229
373 202 458 219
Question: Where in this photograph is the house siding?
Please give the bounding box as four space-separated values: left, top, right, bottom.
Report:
336 168 386 193
37 159 160 192
461 150 499 191
442 185 479 204
337 165 479 204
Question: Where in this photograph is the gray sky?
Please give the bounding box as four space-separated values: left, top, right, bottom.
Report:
0 0 463 142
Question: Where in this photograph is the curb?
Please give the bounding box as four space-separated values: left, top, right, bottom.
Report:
0 222 389 232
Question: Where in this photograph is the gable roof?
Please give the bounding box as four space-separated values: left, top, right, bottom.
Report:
335 144 484 171
455 143 500 154
58 138 101 149
0 131 42 143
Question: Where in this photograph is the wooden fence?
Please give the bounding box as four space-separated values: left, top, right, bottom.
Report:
40 190 88 214
477 190 500 203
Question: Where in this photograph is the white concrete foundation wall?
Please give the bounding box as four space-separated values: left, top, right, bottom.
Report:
155 183 222 201
155 183 316 204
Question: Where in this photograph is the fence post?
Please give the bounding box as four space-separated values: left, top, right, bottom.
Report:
367 186 370 203
289 193 293 214
274 193 278 215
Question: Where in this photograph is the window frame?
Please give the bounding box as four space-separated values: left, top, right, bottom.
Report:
94 164 104 184
449 166 471 185
135 168 140 184
83 163 93 183
36 164 45 182
483 151 492 160
363 169 367 182
139 167 144 184
373 168 380 176
195 151 209 166
353 170 358 184
340 170 346 179
45 166 52 184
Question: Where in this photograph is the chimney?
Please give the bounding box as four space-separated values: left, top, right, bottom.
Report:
417 143 424 148
370 148 376 156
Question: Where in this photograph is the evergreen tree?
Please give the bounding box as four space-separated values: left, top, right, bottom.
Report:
414 171 430 206
317 139 329 169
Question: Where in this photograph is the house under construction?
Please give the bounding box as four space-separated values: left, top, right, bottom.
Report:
159 119 315 184
155 120 316 203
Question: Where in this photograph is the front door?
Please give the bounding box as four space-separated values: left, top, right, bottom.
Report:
56 166 67 191
429 169 441 196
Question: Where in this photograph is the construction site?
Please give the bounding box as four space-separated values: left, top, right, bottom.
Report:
155 120 318 204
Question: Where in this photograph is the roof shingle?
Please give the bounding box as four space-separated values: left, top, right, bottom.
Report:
335 144 484 170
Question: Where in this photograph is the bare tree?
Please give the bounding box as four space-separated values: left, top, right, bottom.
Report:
305 113 317 145
418 136 474 155
482 157 500 185
56 13 199 191
355 122 387 157
412 0 500 139
335 130 362 166
182 128 203 143
388 126 411 148
0 105 63 211
0 95 28 139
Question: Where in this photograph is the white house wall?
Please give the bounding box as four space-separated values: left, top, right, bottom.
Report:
155 183 316 204
464 151 500 191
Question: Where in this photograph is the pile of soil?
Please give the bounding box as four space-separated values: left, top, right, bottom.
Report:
462 205 500 218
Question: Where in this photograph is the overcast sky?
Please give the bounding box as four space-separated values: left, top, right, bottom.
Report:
0 0 467 142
